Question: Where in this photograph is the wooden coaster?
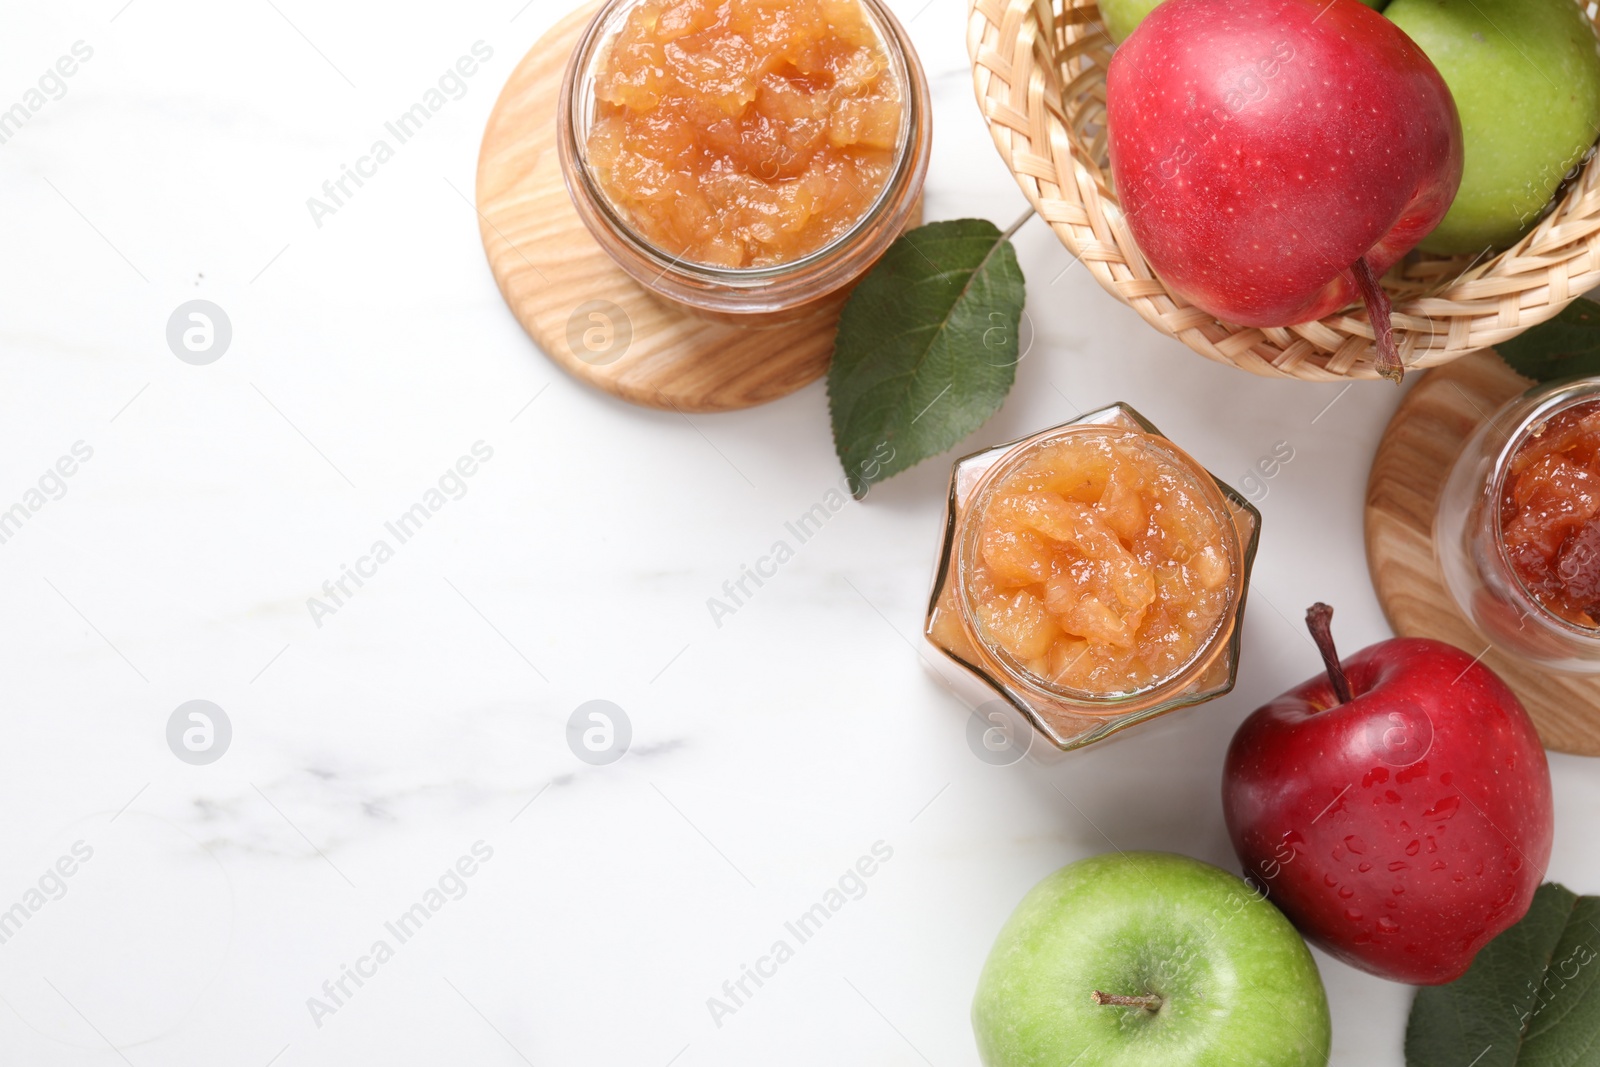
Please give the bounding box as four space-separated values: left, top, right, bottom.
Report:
1365 349 1600 757
475 2 843 413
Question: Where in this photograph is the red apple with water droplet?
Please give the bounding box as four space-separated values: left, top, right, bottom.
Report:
1222 605 1553 984
1106 0 1463 382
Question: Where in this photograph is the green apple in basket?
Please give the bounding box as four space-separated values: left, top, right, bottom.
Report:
1385 0 1600 255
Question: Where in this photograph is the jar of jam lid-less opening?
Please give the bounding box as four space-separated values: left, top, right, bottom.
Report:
557 0 932 323
1437 377 1600 672
926 404 1262 752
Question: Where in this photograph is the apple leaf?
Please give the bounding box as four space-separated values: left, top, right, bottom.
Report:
1405 882 1600 1067
1497 298 1600 382
827 218 1026 499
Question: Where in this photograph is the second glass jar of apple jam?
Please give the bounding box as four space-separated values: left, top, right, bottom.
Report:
1437 377 1600 672
557 0 931 321
926 405 1262 751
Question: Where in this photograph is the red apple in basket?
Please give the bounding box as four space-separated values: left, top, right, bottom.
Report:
1223 604 1552 985
1106 0 1463 382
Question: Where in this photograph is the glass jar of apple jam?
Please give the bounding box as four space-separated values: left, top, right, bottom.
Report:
557 0 931 320
1437 377 1600 672
926 405 1262 751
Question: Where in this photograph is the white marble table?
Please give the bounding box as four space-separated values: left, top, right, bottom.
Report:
1 1 1595 1064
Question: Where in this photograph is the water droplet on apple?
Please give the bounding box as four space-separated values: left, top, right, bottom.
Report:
1343 834 1367 854
1377 916 1400 934
1388 861 1408 872
1338 886 1354 899
1430 861 1446 872
1396 760 1429 784
1405 840 1420 856
1345 909 1364 922
1358 862 1372 873
1422 795 1460 822
1324 873 1338 887
1506 847 1522 873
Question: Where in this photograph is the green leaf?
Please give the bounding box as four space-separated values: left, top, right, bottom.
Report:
827 218 1026 499
1498 298 1600 382
1406 883 1600 1067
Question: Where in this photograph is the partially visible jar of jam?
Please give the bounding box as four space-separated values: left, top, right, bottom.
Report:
926 404 1262 752
1501 398 1600 626
1438 377 1600 672
558 0 930 320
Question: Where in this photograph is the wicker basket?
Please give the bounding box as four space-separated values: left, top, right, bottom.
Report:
966 0 1600 380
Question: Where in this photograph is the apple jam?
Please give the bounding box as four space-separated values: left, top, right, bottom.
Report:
965 429 1234 696
1500 398 1600 627
585 0 904 268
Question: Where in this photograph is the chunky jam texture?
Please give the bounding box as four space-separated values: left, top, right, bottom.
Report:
970 431 1233 695
587 0 903 268
1502 399 1600 627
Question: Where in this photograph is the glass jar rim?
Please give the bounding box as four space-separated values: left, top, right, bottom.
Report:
955 424 1244 706
561 0 920 283
1488 377 1600 638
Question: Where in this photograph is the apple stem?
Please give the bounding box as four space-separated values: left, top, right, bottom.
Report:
1350 256 1404 385
1091 991 1163 1012
1305 602 1354 705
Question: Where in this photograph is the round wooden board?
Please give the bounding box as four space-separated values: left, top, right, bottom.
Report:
475 2 846 413
1365 349 1600 757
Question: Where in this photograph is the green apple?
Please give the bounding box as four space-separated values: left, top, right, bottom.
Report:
1386 0 1600 255
1100 0 1165 43
972 852 1330 1067
1100 0 1384 44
